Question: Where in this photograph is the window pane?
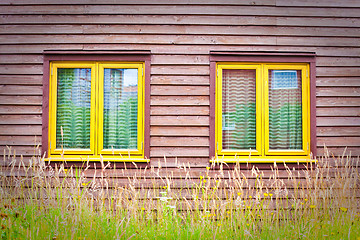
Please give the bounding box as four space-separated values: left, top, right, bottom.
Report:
56 68 91 149
103 68 138 149
268 70 302 150
222 69 256 150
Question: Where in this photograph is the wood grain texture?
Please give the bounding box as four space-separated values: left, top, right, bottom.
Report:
0 1 359 160
151 116 209 126
1 5 359 17
151 96 209 106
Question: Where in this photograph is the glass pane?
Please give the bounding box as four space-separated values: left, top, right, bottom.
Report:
222 69 256 150
268 70 302 150
103 68 138 150
56 68 91 149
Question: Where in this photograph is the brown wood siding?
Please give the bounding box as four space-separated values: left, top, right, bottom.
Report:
0 1 359 168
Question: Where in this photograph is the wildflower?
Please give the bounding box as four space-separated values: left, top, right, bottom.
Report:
227 211 231 214
249 195 252 199
340 207 348 212
271 212 274 216
301 202 304 205
291 204 295 208
246 223 250 226
163 186 167 189
246 206 251 209
264 193 268 197
309 205 316 209
269 193 273 197
237 192 241 196
217 223 222 227
200 176 203 179
304 199 308 202
206 167 210 170
203 180 207 183
141 207 145 211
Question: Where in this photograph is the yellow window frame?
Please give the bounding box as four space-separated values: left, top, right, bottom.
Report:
264 64 310 156
216 63 263 156
215 62 311 162
49 62 97 155
48 61 145 162
97 62 144 157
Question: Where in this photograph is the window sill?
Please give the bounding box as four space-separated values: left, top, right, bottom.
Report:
211 156 316 163
46 156 149 162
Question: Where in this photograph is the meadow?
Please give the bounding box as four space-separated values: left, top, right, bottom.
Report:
0 146 359 239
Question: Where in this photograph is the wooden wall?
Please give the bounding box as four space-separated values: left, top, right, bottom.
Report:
0 0 359 168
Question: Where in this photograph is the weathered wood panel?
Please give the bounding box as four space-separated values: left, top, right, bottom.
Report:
151 96 209 106
0 1 359 171
151 116 209 126
1 5 359 17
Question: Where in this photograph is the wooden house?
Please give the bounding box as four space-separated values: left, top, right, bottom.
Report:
0 0 359 177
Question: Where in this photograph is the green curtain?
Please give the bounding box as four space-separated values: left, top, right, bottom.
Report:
103 68 138 150
56 68 91 149
268 70 302 150
222 69 256 150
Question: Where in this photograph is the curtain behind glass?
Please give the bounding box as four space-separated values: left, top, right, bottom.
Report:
56 68 91 149
103 68 138 150
222 69 256 150
268 70 302 150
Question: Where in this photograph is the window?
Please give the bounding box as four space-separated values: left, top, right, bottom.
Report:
42 51 150 162
210 52 316 163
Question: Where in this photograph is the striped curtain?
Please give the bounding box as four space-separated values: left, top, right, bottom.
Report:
56 68 91 149
268 70 302 150
222 69 256 150
103 68 138 150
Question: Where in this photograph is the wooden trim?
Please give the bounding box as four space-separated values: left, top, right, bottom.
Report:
41 50 151 160
43 50 151 55
209 61 216 159
209 51 317 159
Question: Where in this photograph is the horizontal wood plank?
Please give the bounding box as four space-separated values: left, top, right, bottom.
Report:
151 85 209 96
151 75 209 85
0 125 42 135
0 95 42 105
317 117 360 127
0 85 42 95
0 5 359 18
2 15 359 28
317 146 360 156
151 96 209 106
150 126 209 136
316 77 360 87
151 137 209 147
2 25 359 38
2 35 360 47
317 67 360 77
316 87 360 97
0 105 42 114
316 57 360 67
317 137 360 147
0 115 41 124
151 116 209 126
0 74 42 85
0 135 41 145
0 0 276 6
316 107 360 117
1 44 360 58
317 127 360 137
150 147 209 157
151 106 209 116
316 97 360 107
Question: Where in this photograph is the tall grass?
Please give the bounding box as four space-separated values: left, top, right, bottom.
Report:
0 146 359 239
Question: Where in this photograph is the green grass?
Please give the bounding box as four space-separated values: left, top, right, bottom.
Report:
1 147 359 239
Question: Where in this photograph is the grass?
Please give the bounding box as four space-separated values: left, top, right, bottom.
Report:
0 146 359 239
